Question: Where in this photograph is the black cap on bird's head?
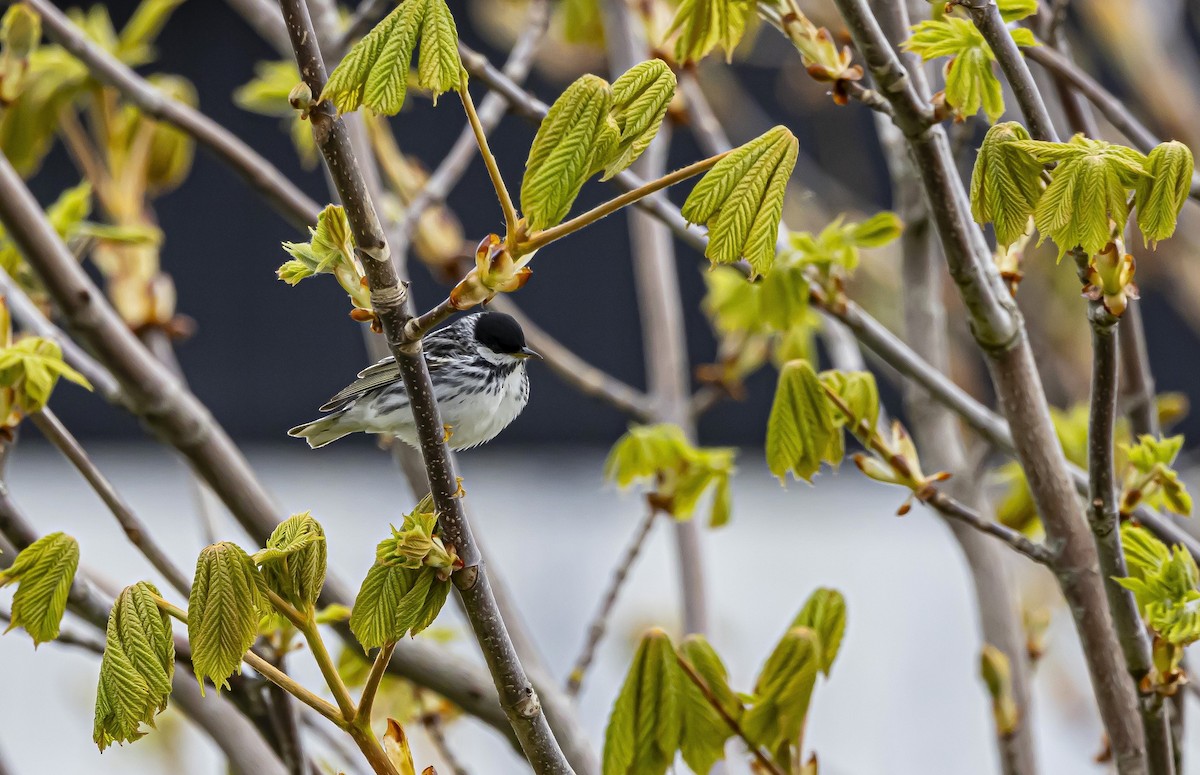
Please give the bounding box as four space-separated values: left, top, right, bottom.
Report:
473 311 541 359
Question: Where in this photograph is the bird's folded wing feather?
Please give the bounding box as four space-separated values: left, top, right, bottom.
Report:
318 335 459 412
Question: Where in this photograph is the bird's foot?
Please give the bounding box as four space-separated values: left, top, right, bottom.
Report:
442 423 454 443
454 476 466 498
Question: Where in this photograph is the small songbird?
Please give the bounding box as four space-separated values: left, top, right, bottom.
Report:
288 311 539 450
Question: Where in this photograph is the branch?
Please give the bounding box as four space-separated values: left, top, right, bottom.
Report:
919 489 1055 566
488 297 652 420
1023 44 1200 197
28 408 193 597
275 2 574 771
565 508 658 698
831 1 1147 769
25 0 321 230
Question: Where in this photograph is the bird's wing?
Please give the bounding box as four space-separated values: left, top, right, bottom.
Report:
317 332 458 412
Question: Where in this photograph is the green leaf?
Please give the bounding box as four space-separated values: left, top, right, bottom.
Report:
0 336 93 413
93 581 176 750
904 19 1036 123
0 4 41 104
116 0 185 66
1011 135 1148 257
971 122 1043 247
703 265 763 334
235 61 318 168
791 588 846 675
323 0 462 115
601 60 676 181
1135 141 1193 248
0 531 78 645
350 547 451 650
743 626 821 757
848 211 903 247
677 635 739 774
682 126 798 275
521 74 617 231
759 264 812 332
601 628 683 775
187 542 266 694
998 0 1039 22
818 370 880 442
766 360 837 483
254 512 327 610
667 0 754 64
1116 523 1200 647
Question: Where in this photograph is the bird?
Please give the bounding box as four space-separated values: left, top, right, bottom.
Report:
288 311 539 450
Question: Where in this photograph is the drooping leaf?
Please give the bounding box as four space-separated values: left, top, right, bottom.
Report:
254 512 327 610
1135 141 1193 248
0 531 78 645
521 74 618 231
601 59 676 180
323 0 462 115
970 122 1044 247
667 0 755 64
743 626 821 758
677 635 739 774
1010 135 1148 257
682 126 798 275
766 360 837 483
601 628 683 775
93 581 176 749
791 588 846 675
187 542 266 693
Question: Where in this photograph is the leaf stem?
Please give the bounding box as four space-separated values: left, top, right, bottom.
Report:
673 652 784 775
516 152 729 254
356 641 397 723
298 606 358 721
458 72 519 242
152 595 346 726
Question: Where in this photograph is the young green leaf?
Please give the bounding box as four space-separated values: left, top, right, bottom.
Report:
187 542 266 693
351 528 452 651
0 531 79 645
323 0 461 115
791 587 846 675
235 61 318 168
143 74 196 193
93 581 176 750
848 211 904 247
279 205 372 310
818 370 880 443
521 74 618 231
980 645 1019 736
0 3 41 104
601 628 682 775
667 0 754 64
254 512 327 611
682 126 798 275
116 0 186 66
601 60 676 180
1116 524 1200 656
742 626 821 757
1135 141 1194 248
0 336 93 414
766 360 837 483
903 19 1037 123
998 0 1039 22
971 122 1044 247
677 635 739 774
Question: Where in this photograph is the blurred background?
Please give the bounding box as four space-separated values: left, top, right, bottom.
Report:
3 0 1200 774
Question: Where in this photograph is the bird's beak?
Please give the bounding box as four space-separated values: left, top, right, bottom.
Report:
518 346 542 360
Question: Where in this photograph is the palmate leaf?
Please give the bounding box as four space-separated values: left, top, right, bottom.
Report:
903 19 1037 123
1011 135 1148 257
667 0 755 65
602 60 676 180
521 74 618 231
971 122 1043 247
322 0 461 115
766 360 837 483
682 126 798 275
0 531 79 646
1116 523 1200 648
601 629 682 775
677 635 739 774
93 581 175 750
743 626 821 757
187 542 266 693
1135 141 1194 248
254 512 327 610
791 587 846 675
350 541 451 650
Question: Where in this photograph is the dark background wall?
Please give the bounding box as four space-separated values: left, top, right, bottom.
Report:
28 0 1200 448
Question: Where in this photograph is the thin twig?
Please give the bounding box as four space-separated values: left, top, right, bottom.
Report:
25 0 321 229
28 408 193 597
458 73 518 240
275 1 574 770
356 642 397 723
919 490 1055 566
565 508 658 698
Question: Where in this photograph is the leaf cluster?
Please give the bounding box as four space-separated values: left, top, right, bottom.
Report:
322 0 462 115
604 423 735 527
0 531 79 646
279 204 373 313
521 60 676 232
1120 434 1192 517
0 332 92 423
254 511 328 611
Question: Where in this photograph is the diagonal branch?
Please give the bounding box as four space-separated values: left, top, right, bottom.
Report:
24 0 321 230
919 488 1055 567
275 1 573 771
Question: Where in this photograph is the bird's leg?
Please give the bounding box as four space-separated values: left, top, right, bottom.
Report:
442 423 454 443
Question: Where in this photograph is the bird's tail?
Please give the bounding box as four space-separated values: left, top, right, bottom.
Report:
287 412 355 449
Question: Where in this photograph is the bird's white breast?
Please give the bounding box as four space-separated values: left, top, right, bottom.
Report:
438 366 529 450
